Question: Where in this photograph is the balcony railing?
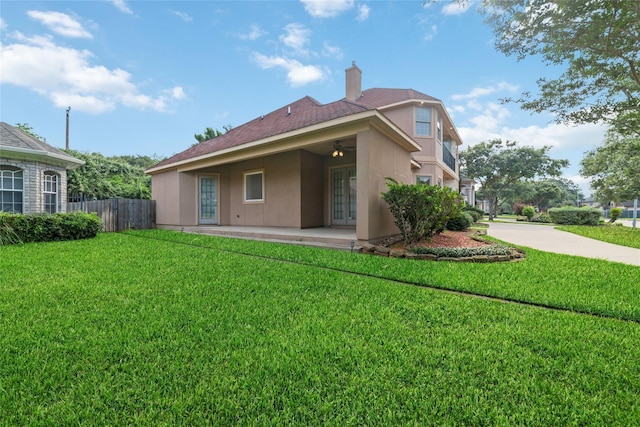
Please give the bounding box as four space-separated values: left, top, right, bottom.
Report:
443 145 456 172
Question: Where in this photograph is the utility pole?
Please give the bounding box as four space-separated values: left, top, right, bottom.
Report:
65 106 71 150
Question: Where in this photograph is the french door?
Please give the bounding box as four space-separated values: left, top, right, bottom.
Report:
199 176 218 224
331 167 356 226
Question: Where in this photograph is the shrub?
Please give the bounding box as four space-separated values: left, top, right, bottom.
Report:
531 213 552 223
381 179 462 245
548 207 602 225
462 207 482 222
522 206 535 221
610 207 623 223
410 243 513 257
513 203 526 216
446 212 474 231
0 211 102 244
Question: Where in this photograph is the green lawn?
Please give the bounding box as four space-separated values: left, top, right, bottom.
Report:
556 224 640 249
2 231 639 425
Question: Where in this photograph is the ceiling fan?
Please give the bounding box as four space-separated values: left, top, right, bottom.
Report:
330 141 354 157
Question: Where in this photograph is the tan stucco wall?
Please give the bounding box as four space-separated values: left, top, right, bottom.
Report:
227 150 302 227
151 169 198 226
356 127 413 242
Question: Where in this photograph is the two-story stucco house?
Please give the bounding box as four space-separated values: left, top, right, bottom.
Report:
146 63 463 243
0 122 84 214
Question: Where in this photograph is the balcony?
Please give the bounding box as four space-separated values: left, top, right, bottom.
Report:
443 145 456 172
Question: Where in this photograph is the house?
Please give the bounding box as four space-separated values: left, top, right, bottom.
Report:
0 122 84 214
146 63 463 242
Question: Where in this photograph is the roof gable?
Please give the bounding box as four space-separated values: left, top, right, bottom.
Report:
153 96 371 169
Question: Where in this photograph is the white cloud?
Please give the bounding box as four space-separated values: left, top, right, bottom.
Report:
322 41 344 60
251 53 327 87
0 32 181 114
424 25 438 41
170 10 193 22
239 24 266 41
1 17 7 31
357 4 370 21
110 0 133 15
168 86 187 100
27 10 92 39
280 23 311 56
441 2 472 16
452 82 519 101
300 0 354 18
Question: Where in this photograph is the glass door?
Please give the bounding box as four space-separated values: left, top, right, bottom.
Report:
199 176 218 224
331 167 356 226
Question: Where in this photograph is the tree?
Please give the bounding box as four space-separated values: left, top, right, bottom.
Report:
63 150 153 200
193 125 233 145
460 139 568 220
580 130 640 203
15 123 46 141
528 178 584 211
478 0 640 135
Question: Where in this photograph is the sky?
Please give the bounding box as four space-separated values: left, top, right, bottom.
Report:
0 0 608 196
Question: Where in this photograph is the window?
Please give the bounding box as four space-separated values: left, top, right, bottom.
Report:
244 170 264 202
0 166 23 213
415 106 431 136
44 172 59 213
416 176 431 185
436 115 442 141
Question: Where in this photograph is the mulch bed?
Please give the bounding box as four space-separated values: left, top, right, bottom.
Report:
389 230 489 250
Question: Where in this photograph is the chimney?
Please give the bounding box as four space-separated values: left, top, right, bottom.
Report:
345 61 362 101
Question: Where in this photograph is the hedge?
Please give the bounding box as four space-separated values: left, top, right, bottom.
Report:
0 211 102 245
548 207 602 225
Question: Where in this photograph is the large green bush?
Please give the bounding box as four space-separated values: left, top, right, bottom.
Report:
381 179 462 244
462 206 483 222
446 212 474 231
548 207 602 225
0 212 102 245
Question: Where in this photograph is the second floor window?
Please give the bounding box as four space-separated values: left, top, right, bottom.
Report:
415 106 431 136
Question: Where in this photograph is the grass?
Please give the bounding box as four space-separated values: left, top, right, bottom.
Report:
131 229 640 322
2 231 640 425
556 224 640 249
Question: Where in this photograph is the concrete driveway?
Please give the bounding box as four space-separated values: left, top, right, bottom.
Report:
486 222 640 266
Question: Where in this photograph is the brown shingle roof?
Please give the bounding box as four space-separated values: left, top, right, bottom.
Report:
355 88 440 108
151 88 440 170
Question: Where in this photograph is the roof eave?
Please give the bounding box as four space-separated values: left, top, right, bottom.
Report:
146 110 420 174
0 146 85 169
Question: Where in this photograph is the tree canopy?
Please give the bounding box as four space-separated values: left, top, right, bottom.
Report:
193 125 233 145
15 123 46 141
478 0 640 135
580 130 640 204
63 150 161 201
460 139 568 219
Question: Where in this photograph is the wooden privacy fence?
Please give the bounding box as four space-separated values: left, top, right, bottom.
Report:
67 198 156 232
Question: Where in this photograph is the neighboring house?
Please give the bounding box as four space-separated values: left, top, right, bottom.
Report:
459 177 476 207
0 122 84 214
146 63 463 242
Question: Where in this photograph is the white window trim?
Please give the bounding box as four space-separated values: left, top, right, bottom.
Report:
44 172 59 213
243 169 265 203
415 106 432 137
